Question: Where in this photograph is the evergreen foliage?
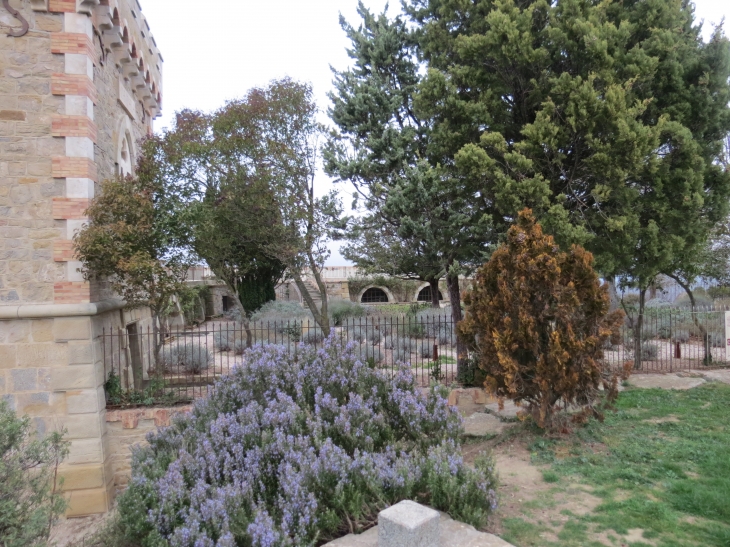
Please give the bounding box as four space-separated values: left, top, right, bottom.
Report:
0 401 69 547
459 210 625 428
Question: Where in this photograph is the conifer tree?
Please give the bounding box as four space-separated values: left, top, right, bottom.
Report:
459 209 625 428
326 3 493 373
405 0 730 367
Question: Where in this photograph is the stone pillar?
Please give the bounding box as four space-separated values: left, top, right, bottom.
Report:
378 501 440 547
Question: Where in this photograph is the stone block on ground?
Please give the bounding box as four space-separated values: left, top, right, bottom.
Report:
323 509 515 547
693 369 730 385
462 412 509 437
485 400 523 421
628 374 705 390
378 500 439 547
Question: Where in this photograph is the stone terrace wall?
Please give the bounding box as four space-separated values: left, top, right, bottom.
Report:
105 405 192 493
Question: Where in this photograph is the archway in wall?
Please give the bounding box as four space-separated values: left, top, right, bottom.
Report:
275 282 303 304
360 287 390 303
116 116 135 177
416 285 443 303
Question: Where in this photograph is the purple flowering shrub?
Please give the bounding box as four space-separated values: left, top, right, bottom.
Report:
116 335 497 547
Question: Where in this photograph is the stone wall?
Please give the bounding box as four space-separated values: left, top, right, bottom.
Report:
0 0 163 517
105 405 191 493
0 3 66 305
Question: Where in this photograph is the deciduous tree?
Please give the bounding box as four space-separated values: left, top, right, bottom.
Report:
74 176 191 381
141 80 340 336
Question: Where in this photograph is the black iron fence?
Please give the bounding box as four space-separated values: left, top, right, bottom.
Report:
101 315 462 406
613 306 729 372
100 307 730 407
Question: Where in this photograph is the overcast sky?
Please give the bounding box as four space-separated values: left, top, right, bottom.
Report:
140 0 730 265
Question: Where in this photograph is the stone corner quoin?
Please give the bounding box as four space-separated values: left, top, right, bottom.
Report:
0 0 162 517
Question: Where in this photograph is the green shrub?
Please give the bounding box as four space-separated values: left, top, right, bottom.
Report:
104 372 178 407
0 400 69 547
251 300 312 323
112 336 497 546
641 342 659 360
159 342 211 373
328 298 366 326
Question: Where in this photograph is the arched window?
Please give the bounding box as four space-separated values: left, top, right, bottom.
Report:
361 287 389 303
417 286 443 303
116 115 136 177
118 132 133 176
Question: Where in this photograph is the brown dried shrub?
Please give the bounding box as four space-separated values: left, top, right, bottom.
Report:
458 209 625 429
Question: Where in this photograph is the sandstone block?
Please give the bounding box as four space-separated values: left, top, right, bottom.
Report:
65 387 101 414
37 367 51 390
53 317 90 341
60 413 102 439
67 341 93 364
34 16 62 33
31 319 54 342
378 501 439 547
52 365 95 390
0 344 17 368
11 367 37 391
59 463 104 491
67 438 103 465
64 486 109 517
0 110 26 121
16 343 53 367
16 391 66 416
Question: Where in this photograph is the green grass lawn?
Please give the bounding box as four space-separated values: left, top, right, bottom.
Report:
502 383 730 547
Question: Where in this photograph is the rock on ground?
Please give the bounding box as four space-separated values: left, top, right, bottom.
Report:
463 412 508 437
323 512 514 547
484 400 523 421
694 369 730 385
628 374 706 390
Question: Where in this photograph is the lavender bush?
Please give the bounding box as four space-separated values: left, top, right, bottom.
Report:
115 335 497 547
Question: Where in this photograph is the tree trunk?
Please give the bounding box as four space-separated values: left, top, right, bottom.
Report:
429 278 440 308
633 288 646 370
226 281 253 348
309 260 331 337
447 271 467 380
293 272 331 337
607 278 620 312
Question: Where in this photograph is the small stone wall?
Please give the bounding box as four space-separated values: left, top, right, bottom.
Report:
105 405 192 493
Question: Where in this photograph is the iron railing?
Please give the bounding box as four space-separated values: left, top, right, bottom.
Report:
100 307 730 408
101 315 462 406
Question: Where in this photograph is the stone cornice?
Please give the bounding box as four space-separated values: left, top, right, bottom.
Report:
0 299 126 320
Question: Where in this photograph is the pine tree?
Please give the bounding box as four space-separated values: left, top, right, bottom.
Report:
326 3 494 373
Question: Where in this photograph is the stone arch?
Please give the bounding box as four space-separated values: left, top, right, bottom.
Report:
414 283 443 303
275 282 303 304
115 116 136 176
358 285 394 304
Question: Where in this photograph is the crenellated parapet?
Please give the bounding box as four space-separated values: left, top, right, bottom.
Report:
31 0 162 119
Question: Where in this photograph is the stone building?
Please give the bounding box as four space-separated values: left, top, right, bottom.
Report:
0 0 162 516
